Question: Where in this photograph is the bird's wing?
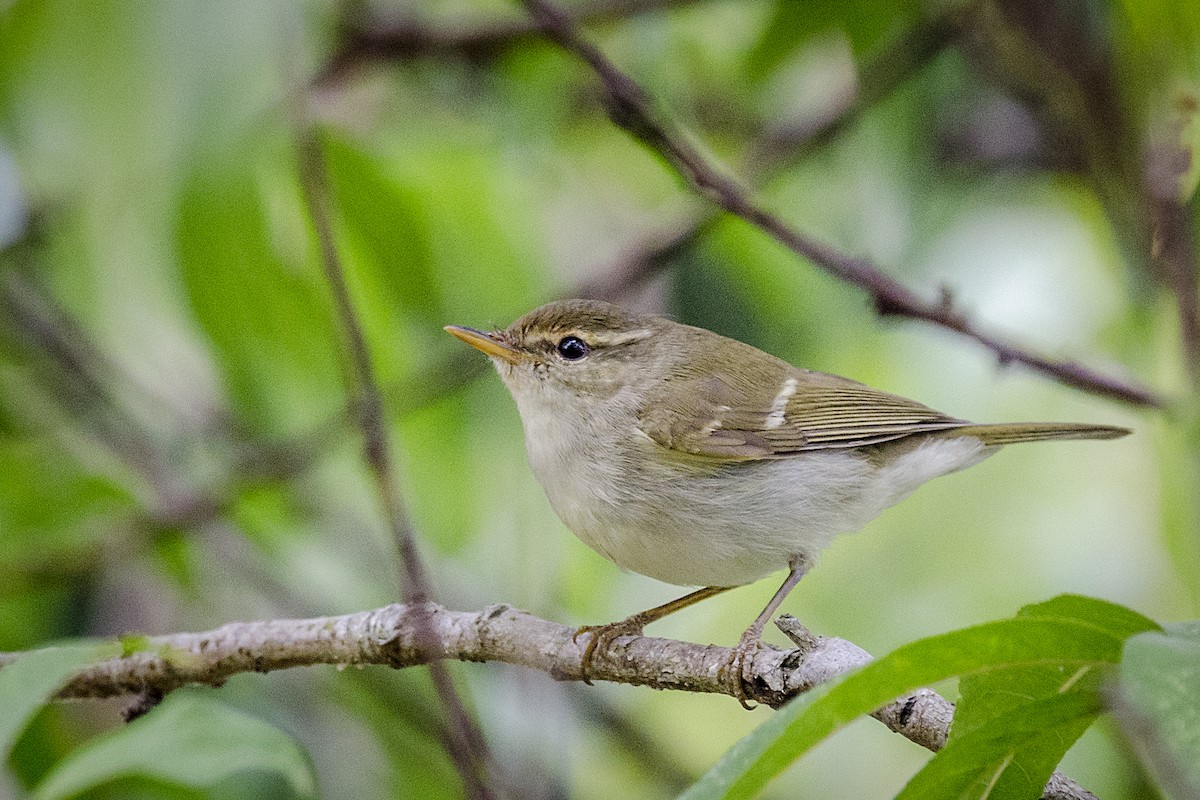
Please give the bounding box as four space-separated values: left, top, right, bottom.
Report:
637 366 969 460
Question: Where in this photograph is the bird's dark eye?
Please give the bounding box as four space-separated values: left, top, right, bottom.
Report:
556 336 590 361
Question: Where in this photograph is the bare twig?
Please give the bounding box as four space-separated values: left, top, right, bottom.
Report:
1 602 1093 800
519 0 1164 409
315 0 705 88
295 134 422 596
1145 136 1200 383
294 131 497 800
0 272 177 492
580 11 960 303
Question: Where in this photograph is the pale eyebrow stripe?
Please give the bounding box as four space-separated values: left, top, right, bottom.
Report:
590 328 653 346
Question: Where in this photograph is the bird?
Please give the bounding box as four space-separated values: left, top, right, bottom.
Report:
445 299 1130 705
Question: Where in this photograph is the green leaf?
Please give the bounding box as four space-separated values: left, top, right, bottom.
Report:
1019 594 1161 634
379 144 543 322
1179 92 1200 202
934 659 1103 800
0 438 131 566
951 595 1159 741
1115 622 1200 800
680 595 1158 800
395 393 477 553
0 642 118 757
322 134 443 327
1116 0 1200 72
31 693 317 800
176 136 343 437
897 691 1099 800
749 0 919 79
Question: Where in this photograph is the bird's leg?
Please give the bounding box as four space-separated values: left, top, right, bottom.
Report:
573 585 732 684
724 556 810 709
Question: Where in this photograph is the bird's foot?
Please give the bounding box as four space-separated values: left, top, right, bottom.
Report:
572 616 647 685
722 627 765 710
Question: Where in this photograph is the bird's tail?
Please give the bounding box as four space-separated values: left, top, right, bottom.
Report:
949 422 1130 446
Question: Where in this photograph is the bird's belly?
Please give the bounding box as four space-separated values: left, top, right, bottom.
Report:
525 405 993 588
537 450 881 587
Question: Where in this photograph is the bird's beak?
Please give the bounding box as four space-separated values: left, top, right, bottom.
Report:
444 325 526 365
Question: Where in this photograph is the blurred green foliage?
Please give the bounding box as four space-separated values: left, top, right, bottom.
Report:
1 0 1198 798
1115 623 1200 800
28 693 317 800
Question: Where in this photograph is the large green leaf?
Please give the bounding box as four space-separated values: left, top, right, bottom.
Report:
897 596 1158 800
1116 0 1200 71
378 144 542 323
31 693 317 800
912 667 1102 800
317 133 543 552
0 437 130 568
896 692 1099 800
176 138 343 437
1116 622 1200 800
322 135 443 329
394 393 477 553
680 595 1158 800
0 642 118 757
1156 426 1200 609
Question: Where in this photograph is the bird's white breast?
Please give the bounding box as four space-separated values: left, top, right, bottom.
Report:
504 367 991 588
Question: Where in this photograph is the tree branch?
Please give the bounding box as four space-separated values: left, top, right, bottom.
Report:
519 0 1164 410
1 602 1094 800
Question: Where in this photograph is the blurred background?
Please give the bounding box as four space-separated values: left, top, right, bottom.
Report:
1 0 1197 798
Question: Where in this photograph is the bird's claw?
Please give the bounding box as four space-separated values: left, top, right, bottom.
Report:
572 618 646 685
723 630 764 710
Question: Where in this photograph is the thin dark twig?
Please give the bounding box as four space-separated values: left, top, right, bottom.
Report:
581 10 960 303
315 0 704 88
0 272 182 502
956 0 1199 387
519 0 1164 409
294 133 430 601
294 130 497 800
1157 195 1200 383
1146 139 1200 384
